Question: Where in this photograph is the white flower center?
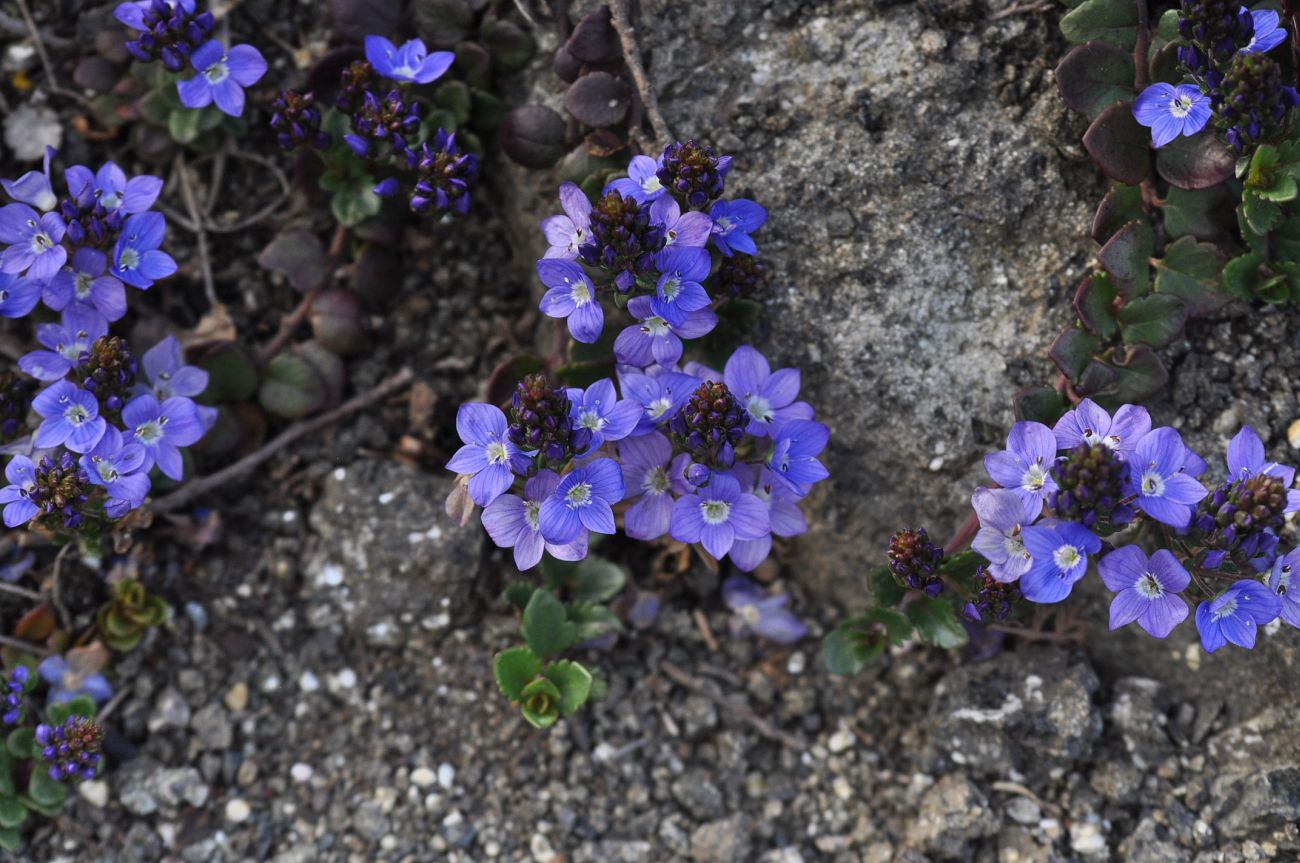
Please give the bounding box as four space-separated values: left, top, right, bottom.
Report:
1169 95 1193 118
1212 597 1239 620
739 604 762 626
701 499 730 525
642 317 670 337
485 441 509 465
204 59 230 84
118 248 141 271
135 419 164 445
30 231 53 252
642 466 670 495
1141 470 1165 497
100 191 122 211
94 458 119 482
1053 544 1081 571
1136 573 1163 599
578 409 606 432
568 277 591 306
745 394 773 424
1021 463 1047 491
662 276 682 302
1004 534 1027 560
648 397 673 420
565 482 592 508
641 175 663 195
74 273 94 299
525 500 541 531
65 404 90 425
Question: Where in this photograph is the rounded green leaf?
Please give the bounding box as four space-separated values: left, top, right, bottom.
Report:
1153 236 1228 316
1050 326 1101 382
494 647 542 702
0 798 26 829
542 660 593 717
1060 0 1138 47
258 352 328 420
569 557 627 603
906 597 969 649
1074 272 1119 338
522 590 577 659
0 826 19 851
1097 220 1154 299
4 729 33 760
1117 294 1189 348
822 627 885 676
25 771 65 810
1056 41 1135 119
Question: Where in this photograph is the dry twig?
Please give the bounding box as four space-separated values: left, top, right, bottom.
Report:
608 0 671 149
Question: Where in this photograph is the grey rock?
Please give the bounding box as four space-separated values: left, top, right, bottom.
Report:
690 814 753 863
353 798 391 841
117 757 163 816
923 649 1101 783
190 702 233 750
306 459 481 640
671 771 726 819
904 774 999 859
1120 818 1192 863
148 686 191 732
151 766 209 809
1204 704 1300 838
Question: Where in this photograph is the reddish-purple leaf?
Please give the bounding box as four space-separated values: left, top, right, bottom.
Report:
1156 128 1235 190
1083 103 1151 185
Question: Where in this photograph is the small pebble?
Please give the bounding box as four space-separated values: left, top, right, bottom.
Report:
1288 418 1300 450
411 767 437 789
224 682 249 713
78 780 109 808
225 798 252 823
298 672 320 693
437 762 455 790
290 763 314 783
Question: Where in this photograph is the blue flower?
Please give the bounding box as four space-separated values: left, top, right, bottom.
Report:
137 335 209 400
1052 398 1151 459
541 183 592 260
0 203 67 281
0 456 38 528
121 393 205 481
80 426 152 518
1268 547 1300 629
538 259 603 343
971 487 1039 583
723 345 815 437
37 655 112 705
0 271 41 319
651 246 711 326
33 380 107 454
617 367 701 434
606 155 667 204
650 196 714 250
566 379 643 452
481 470 588 570
1242 9 1287 54
1124 427 1208 528
364 35 454 85
19 307 108 382
669 472 769 563
2 146 58 212
177 40 267 116
614 295 717 368
64 161 163 215
42 248 128 323
722 575 807 643
111 212 177 289
1019 520 1101 603
984 421 1059 512
1133 83 1212 148
766 419 830 496
1195 579 1281 652
539 459 625 544
445 403 529 507
1098 546 1190 638
709 198 767 256
618 432 692 540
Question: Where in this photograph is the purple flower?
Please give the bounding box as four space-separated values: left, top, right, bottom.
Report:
1052 399 1151 459
618 367 700 434
722 575 807 643
615 295 717 367
19 307 107 382
1226 426 1300 514
984 421 1060 511
670 472 769 561
36 715 104 782
445 403 528 507
971 487 1039 583
0 271 41 319
33 381 107 454
619 432 692 540
567 379 642 452
709 199 767 256
2 146 58 211
1098 546 1190 638
539 459 625 544
0 456 38 528
1019 520 1101 603
1125 427 1208 528
2 666 28 725
1195 579 1281 652
364 35 454 85
64 162 163 215
0 203 67 281
767 419 830 496
111 212 177 289
729 476 808 572
1268 547 1300 629
1133 83 1211 148
114 0 195 31
538 259 603 343
606 155 666 204
121 393 205 481
43 248 128 322
80 426 151 517
37 655 112 705
652 246 711 326
1242 8 1287 53
138 335 208 400
540 183 592 260
177 40 267 116
649 196 712 249
481 470 588 569
723 345 814 437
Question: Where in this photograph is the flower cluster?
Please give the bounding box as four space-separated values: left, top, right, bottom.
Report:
35 715 104 782
115 0 267 117
270 35 479 218
974 399 1300 652
0 152 209 533
1134 3 1297 150
538 141 768 344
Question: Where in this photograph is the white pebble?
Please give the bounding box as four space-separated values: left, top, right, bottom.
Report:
335 668 357 689
298 671 320 693
786 651 806 675
437 762 455 790
225 798 252 823
1288 419 1300 450
827 729 855 753
78 780 109 808
378 492 396 505
290 763 314 783
410 767 437 789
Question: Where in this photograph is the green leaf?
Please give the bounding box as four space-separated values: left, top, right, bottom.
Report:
1074 271 1119 338
1050 326 1101 382
0 826 18 851
1155 8 1181 41
1091 184 1144 244
522 589 577 659
25 771 65 810
568 557 627 603
1153 235 1228 316
518 677 561 729
1060 0 1138 47
554 358 616 390
1157 128 1236 190
1083 104 1151 185
1117 294 1189 347
494 646 542 701
259 352 328 420
480 18 536 73
1161 185 1233 240
938 550 984 591
1055 41 1135 118
0 751 14 798
1097 220 1154 298
4 729 33 760
1223 252 1266 300
330 183 383 228
0 798 25 830
822 627 885 676
1259 175 1297 202
502 582 537 611
433 80 472 126
167 108 203 144
1110 344 1169 404
1276 217 1300 261
566 602 623 642
64 694 97 719
543 660 593 717
1242 192 1283 234
868 566 905 607
906 597 969 649
46 701 71 726
1012 385 1069 426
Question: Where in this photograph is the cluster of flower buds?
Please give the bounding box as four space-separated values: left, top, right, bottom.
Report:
669 381 747 470
408 132 478 216
888 527 944 596
1 666 28 726
507 373 592 470
656 140 732 209
36 716 104 782
964 567 1021 623
270 90 330 151
971 399 1300 652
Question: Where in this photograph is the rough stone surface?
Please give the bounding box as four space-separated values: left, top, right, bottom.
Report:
904 773 999 858
305 459 482 640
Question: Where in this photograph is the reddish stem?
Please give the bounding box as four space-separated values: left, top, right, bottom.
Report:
943 510 980 556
